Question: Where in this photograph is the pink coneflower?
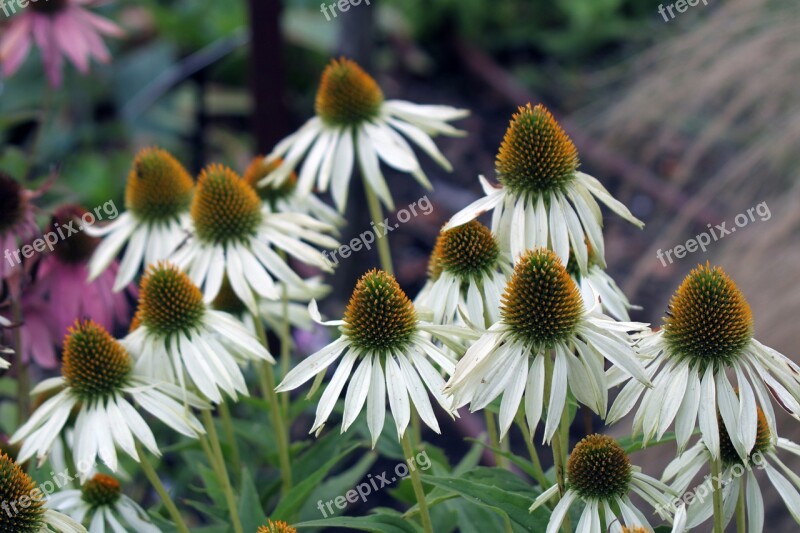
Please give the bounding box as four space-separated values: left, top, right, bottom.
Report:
0 0 123 87
36 205 134 345
1 281 58 369
0 172 39 280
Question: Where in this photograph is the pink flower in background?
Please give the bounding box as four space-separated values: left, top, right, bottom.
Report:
0 172 39 280
2 287 58 368
36 205 135 345
0 0 123 87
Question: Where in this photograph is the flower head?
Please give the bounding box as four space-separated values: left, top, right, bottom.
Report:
87 147 194 291
444 103 642 271
0 451 87 532
609 264 800 463
663 263 753 372
446 249 650 443
0 0 123 87
126 147 194 223
315 58 384 126
11 320 206 476
263 57 468 212
278 270 477 446
49 473 159 532
193 164 263 245
258 520 297 533
343 270 417 353
496 104 579 196
415 221 511 326
501 248 584 347
567 434 632 500
174 163 338 314
123 263 273 403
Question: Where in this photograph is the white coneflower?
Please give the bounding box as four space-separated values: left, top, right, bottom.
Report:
87 147 194 291
243 155 344 229
0 451 87 532
530 434 676 533
48 473 159 532
121 263 274 404
444 104 643 269
0 315 12 368
608 263 800 462
171 164 338 314
415 220 511 326
662 407 800 531
261 57 468 212
445 248 651 442
10 320 206 479
277 270 477 446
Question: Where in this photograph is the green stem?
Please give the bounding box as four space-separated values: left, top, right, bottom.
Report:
401 431 433 533
363 180 394 275
711 456 725 533
254 319 293 494
484 410 506 468
260 362 293 494
736 478 746 533
201 410 243 533
218 401 242 486
514 412 550 490
11 297 29 425
136 443 191 533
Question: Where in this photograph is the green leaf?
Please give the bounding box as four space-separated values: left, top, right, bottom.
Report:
295 514 422 533
271 443 361 521
239 469 268 531
299 452 378 521
421 468 548 532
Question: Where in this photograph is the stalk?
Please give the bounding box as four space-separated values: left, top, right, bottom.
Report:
711 456 725 533
363 181 394 275
201 409 243 533
136 443 191 533
401 431 433 533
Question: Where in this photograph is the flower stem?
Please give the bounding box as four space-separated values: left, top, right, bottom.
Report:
11 297 29 425
218 401 242 486
253 319 293 494
135 442 191 533
260 361 293 494
514 412 549 490
201 409 244 533
401 430 433 533
711 455 725 533
736 479 746 533
363 181 394 275
484 410 506 468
